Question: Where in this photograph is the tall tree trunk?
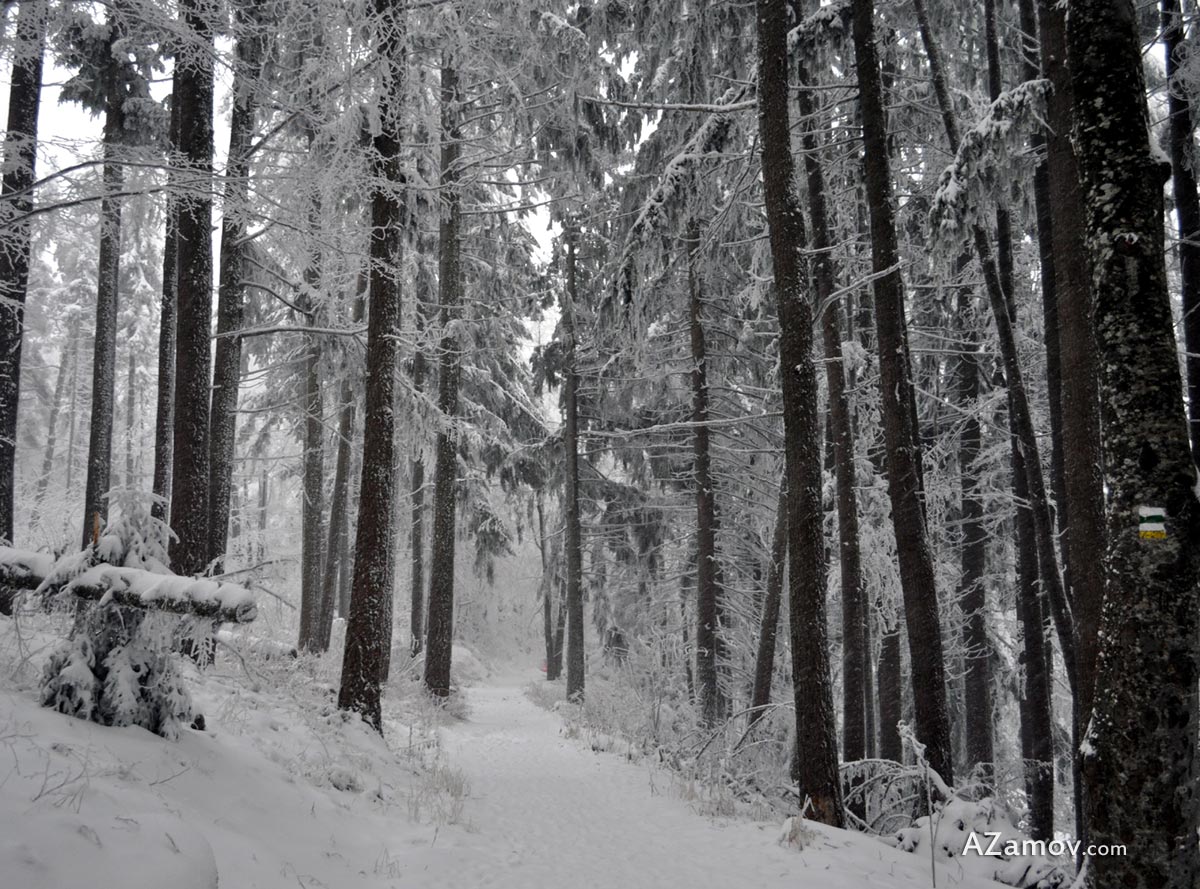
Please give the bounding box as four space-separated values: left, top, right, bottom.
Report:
409 258 432 657
153 83 180 527
1068 1 1200 885
0 0 46 544
169 0 216 577
789 23 868 767
81 49 126 549
423 57 463 699
748 486 786 727
124 336 136 486
1015 432 1055 839
297 216 326 652
1164 0 1200 465
208 9 265 570
688 221 722 729
561 224 586 703
878 617 903 762
337 0 406 731
756 0 844 826
320 289 364 646
956 286 994 781
1037 0 1105 849
852 0 954 783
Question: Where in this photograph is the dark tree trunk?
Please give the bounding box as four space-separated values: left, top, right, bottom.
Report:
789 29 868 767
1069 1 1200 885
409 260 432 656
852 0 954 783
320 289 364 645
956 287 994 781
423 58 463 699
748 486 786 728
1164 0 1200 466
208 11 265 570
169 0 216 577
1014 433 1055 840
878 617 903 762
756 0 843 826
0 0 46 544
124 337 136 486
688 221 722 729
297 234 326 652
562 224 586 703
337 0 406 731
81 44 127 549
153 84 180 527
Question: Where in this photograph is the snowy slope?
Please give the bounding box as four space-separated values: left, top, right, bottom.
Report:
0 614 1012 889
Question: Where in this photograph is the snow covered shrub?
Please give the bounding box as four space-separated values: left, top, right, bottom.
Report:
37 493 203 739
890 797 1069 888
41 605 194 739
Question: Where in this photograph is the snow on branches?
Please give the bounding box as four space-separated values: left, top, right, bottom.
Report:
929 79 1051 248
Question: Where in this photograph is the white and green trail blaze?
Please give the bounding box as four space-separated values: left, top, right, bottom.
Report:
1138 506 1167 539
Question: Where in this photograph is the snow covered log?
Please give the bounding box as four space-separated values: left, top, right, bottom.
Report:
0 546 54 614
64 566 257 624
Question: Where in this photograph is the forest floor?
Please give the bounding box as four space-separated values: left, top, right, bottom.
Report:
0 611 1004 888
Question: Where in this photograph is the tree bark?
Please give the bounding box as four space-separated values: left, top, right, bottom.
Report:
756 0 843 826
423 57 463 699
152 82 180 527
297 210 326 652
81 32 127 549
852 0 954 783
0 0 47 545
1068 0 1200 884
748 486 786 728
562 224 586 703
208 8 265 570
1164 0 1200 466
337 0 406 731
409 258 432 656
169 0 217 577
688 221 723 729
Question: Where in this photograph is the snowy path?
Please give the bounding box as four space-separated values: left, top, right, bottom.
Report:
402 673 987 889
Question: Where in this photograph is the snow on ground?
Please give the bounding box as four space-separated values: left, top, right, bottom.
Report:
0 611 1012 888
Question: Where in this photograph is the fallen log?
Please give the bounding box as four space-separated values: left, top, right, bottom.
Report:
0 547 54 615
64 565 257 624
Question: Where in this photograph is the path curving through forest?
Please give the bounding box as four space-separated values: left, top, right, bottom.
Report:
407 672 994 889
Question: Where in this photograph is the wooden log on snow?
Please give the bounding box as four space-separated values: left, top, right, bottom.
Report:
0 547 54 615
65 565 257 624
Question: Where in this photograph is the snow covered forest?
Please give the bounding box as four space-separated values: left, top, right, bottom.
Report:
0 0 1197 886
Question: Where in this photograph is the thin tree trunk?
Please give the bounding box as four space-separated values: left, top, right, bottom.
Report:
748 486 786 727
1069 1 1200 884
169 0 216 577
423 57 463 698
688 221 722 729
757 0 844 826
852 0 954 783
319 288 364 649
337 0 406 731
878 617 903 762
561 224 586 703
0 0 47 544
297 217 326 652
409 259 432 657
1165 0 1200 465
153 83 180 527
81 52 126 549
124 337 136 487
208 9 265 570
